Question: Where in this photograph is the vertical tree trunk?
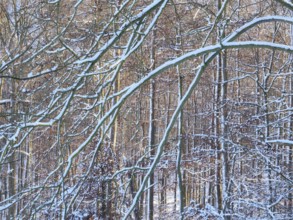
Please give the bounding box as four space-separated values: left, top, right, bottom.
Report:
214 55 222 211
177 66 185 219
288 10 293 212
220 48 230 220
0 77 4 220
8 77 17 220
160 86 171 216
140 107 147 218
215 0 223 212
148 26 156 220
175 21 186 219
265 44 277 214
215 1 230 218
100 167 107 219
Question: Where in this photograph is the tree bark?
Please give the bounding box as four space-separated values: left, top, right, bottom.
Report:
148 26 156 220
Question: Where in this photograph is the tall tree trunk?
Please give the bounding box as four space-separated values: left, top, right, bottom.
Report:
220 46 230 220
8 77 17 220
214 55 222 211
177 65 185 219
175 20 187 219
288 10 293 212
148 26 156 220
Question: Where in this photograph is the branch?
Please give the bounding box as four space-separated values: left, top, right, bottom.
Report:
274 0 293 10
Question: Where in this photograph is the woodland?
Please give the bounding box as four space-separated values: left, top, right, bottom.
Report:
0 0 293 219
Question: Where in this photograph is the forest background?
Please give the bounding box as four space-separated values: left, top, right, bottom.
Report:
0 0 293 219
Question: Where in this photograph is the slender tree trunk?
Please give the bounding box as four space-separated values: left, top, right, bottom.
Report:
0 78 5 219
265 45 277 214
148 26 156 220
7 75 17 220
288 11 293 212
140 105 147 218
177 66 185 219
127 160 140 220
100 167 107 219
214 55 222 211
215 1 231 218
220 47 230 220
159 86 171 216
175 21 187 219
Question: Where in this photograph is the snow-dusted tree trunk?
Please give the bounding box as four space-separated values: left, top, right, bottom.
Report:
288 9 293 213
174 13 186 218
148 25 157 220
176 49 185 219
7 78 16 220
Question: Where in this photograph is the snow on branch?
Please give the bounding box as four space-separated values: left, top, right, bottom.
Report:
266 139 293 145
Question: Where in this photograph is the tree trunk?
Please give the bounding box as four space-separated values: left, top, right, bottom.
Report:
288 10 293 212
148 26 157 220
